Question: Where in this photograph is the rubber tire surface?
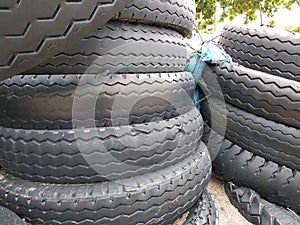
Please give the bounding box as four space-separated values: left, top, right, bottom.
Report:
219 25 300 82
25 22 187 74
0 205 26 225
0 0 132 79
184 190 218 225
225 182 300 225
204 62 300 129
0 72 194 129
0 108 204 184
0 147 212 225
212 131 300 212
202 99 300 171
114 0 195 37
202 125 223 162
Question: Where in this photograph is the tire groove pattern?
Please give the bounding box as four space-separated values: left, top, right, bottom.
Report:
0 108 204 183
0 147 212 225
210 130 300 211
219 25 300 81
114 0 195 36
25 22 187 74
184 190 218 225
201 100 300 170
0 0 132 78
225 182 300 225
0 72 194 129
203 62 300 129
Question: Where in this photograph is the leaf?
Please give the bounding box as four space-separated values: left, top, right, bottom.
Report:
195 0 297 31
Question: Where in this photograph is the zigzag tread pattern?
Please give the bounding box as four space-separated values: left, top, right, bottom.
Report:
28 63 187 74
25 21 187 74
219 25 300 81
0 108 204 183
0 107 202 142
204 62 300 129
0 149 212 224
184 190 218 225
0 72 194 129
1 72 193 88
224 46 300 82
201 100 300 170
0 0 132 78
0 106 192 130
225 182 300 225
82 20 184 40
0 138 198 184
211 130 300 211
114 0 195 36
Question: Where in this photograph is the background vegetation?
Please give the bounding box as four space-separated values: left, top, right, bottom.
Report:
195 0 300 32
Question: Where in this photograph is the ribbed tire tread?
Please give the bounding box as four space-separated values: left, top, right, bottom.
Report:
115 0 195 36
219 25 300 82
211 131 300 211
202 124 223 162
25 21 187 74
203 62 300 129
184 190 218 225
0 108 204 184
0 147 212 225
0 0 131 78
0 72 194 129
202 100 300 171
225 182 300 225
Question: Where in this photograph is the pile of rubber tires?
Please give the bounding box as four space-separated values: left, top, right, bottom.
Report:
201 25 300 224
0 0 218 224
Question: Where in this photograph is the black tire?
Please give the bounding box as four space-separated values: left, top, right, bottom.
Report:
0 72 194 129
184 190 218 225
204 62 300 129
114 0 195 37
225 182 300 225
0 0 132 79
0 146 212 225
219 25 300 82
0 108 204 184
25 22 187 74
212 132 300 212
202 125 223 162
202 99 300 171
0 205 26 225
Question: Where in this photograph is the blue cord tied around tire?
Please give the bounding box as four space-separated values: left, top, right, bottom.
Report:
186 41 231 110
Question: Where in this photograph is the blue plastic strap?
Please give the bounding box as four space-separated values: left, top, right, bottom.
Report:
200 41 231 64
185 41 231 110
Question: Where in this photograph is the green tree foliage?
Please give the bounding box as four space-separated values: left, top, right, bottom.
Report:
284 0 300 9
195 0 216 31
195 0 300 32
284 24 300 32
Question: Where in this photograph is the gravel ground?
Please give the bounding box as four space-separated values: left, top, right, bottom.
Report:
170 176 253 225
207 176 253 225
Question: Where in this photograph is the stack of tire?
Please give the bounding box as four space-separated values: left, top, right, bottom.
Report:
201 25 300 224
0 1 217 224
